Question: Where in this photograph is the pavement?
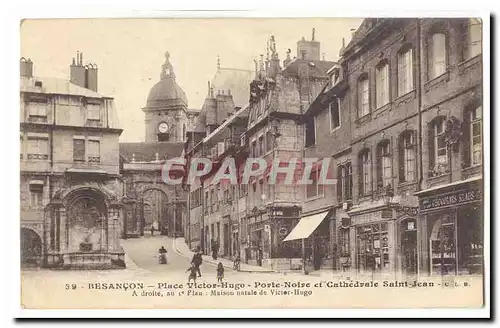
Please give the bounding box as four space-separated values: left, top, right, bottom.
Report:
172 237 274 273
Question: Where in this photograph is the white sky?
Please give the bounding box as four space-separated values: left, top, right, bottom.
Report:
20 18 362 142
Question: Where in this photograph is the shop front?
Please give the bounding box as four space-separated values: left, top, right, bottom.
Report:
347 197 422 278
416 179 483 276
248 206 302 269
347 201 396 278
282 208 332 271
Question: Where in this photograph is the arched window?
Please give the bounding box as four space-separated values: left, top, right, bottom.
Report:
358 75 370 117
428 117 449 177
467 18 482 59
397 45 414 96
375 61 390 108
463 105 482 167
398 131 416 183
359 149 372 196
429 31 447 79
376 140 392 189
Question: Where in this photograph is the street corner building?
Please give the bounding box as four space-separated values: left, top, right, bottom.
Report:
20 53 125 269
300 18 483 278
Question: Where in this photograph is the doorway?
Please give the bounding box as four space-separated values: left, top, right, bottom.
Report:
400 218 418 276
21 228 42 267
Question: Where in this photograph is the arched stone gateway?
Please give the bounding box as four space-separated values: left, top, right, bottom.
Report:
20 228 42 267
45 186 124 269
122 183 185 239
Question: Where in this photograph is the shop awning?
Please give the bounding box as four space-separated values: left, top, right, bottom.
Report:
283 210 329 242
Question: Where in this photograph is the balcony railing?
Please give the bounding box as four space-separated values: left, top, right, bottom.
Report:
85 119 103 127
27 154 48 160
88 156 100 163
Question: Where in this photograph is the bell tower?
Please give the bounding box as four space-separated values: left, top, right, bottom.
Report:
143 51 189 143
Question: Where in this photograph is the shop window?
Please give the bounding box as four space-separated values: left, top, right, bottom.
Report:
457 206 483 275
428 30 447 79
356 222 389 273
397 45 414 96
305 116 316 147
358 75 370 117
359 149 372 196
330 98 341 130
467 18 482 59
377 140 392 189
429 214 457 276
375 60 390 108
428 117 449 177
399 131 416 183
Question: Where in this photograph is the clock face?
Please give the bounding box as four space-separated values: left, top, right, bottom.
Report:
158 122 169 134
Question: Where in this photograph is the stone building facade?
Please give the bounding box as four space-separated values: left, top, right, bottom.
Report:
302 18 483 277
20 54 124 269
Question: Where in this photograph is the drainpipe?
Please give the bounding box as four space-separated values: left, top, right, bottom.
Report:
417 18 423 192
416 18 423 280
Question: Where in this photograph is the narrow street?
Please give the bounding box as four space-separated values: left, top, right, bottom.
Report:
120 235 276 283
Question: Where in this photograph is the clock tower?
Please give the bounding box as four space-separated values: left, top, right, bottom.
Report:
143 51 190 143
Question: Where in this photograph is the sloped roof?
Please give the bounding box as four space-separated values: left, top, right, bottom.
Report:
282 59 336 79
341 18 382 55
211 68 254 108
119 142 185 163
20 76 107 98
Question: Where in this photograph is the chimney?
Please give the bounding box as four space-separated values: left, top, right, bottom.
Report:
85 63 98 92
20 58 33 78
70 51 86 88
70 51 98 92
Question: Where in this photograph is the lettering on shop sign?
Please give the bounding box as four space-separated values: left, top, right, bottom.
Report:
420 189 481 212
271 207 300 218
393 205 419 217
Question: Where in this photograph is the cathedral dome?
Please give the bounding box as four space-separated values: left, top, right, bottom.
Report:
145 52 188 109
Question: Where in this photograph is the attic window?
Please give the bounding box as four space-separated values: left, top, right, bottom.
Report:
34 81 43 87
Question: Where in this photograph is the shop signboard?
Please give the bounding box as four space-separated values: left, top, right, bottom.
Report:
420 189 481 212
271 207 300 218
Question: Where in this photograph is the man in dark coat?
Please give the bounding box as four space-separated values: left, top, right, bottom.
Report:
191 247 203 277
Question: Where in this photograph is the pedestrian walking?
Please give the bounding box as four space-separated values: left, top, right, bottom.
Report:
186 263 198 283
150 225 155 236
216 262 224 283
191 247 203 277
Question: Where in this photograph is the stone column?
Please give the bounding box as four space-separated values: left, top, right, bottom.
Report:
59 207 67 253
108 203 121 252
